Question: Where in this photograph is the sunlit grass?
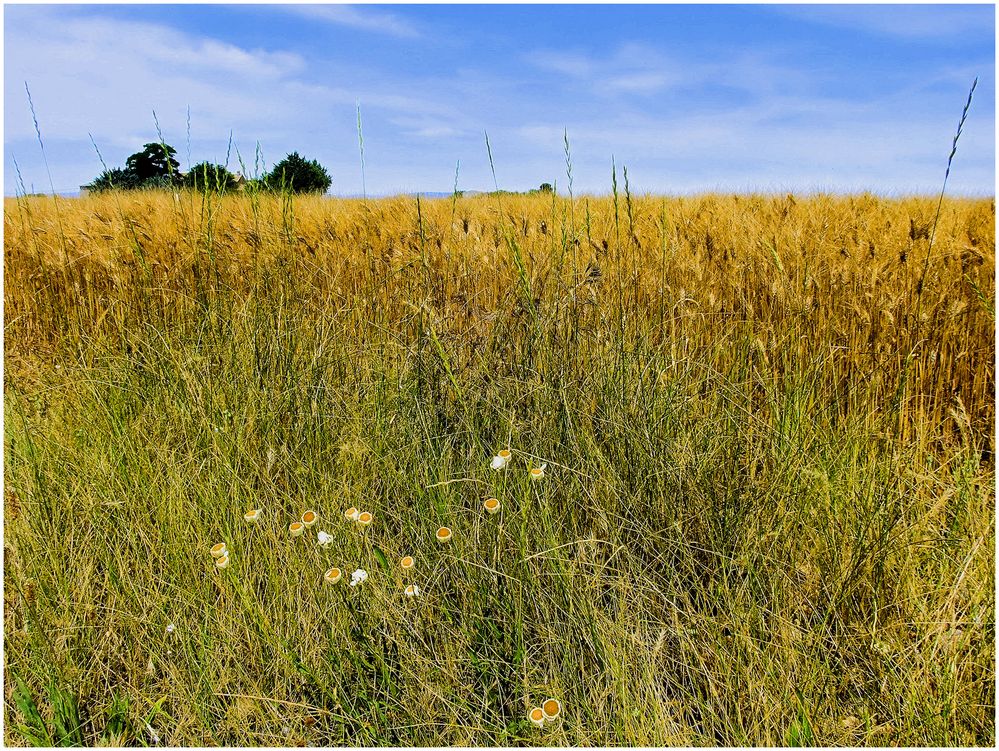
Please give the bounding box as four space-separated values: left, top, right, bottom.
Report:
3 189 994 746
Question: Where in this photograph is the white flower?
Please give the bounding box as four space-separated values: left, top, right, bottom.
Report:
302 510 318 527
210 542 227 558
483 498 501 515
490 449 512 470
349 568 368 587
145 722 161 745
436 527 453 544
316 531 333 549
244 509 261 523
289 522 305 537
357 511 373 528
529 463 547 481
529 707 545 728
404 584 421 597
345 506 360 521
165 623 175 634
324 567 343 584
215 554 230 569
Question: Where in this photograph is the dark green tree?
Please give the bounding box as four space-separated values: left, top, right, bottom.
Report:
125 143 181 184
184 162 239 192
88 168 142 192
265 152 332 194
538 182 554 193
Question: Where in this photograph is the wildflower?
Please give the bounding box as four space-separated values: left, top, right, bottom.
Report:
289 522 305 537
542 698 562 721
324 567 343 584
529 707 545 728
344 506 360 521
436 526 453 544
244 509 261 523
529 463 547 481
210 542 228 558
165 623 175 634
357 511 373 528
145 721 161 745
400 555 415 571
215 553 230 570
483 498 501 515
316 531 333 549
349 568 368 587
404 584 421 597
490 449 513 470
302 510 318 527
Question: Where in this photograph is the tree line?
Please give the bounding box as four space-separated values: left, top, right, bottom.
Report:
87 142 332 194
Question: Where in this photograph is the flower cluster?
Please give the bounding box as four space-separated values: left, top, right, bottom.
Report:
529 698 562 729
210 542 230 569
208 446 552 609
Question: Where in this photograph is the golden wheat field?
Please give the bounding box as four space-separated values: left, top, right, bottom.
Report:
3 190 996 746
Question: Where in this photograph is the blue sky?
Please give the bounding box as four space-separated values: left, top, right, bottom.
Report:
4 3 995 196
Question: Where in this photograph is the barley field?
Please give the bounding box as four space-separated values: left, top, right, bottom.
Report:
3 189 995 746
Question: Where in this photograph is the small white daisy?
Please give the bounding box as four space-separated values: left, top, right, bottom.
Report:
349 568 368 587
490 449 513 470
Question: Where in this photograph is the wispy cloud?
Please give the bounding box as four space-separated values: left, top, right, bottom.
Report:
775 5 994 40
527 43 807 99
282 5 420 39
4 5 993 196
4 7 444 192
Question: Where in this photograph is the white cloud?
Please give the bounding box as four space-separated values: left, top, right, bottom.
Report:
777 5 994 40
528 51 596 77
4 8 451 192
3 7 993 197
526 43 807 100
282 5 420 39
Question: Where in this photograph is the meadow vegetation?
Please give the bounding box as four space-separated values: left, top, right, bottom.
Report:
3 187 995 745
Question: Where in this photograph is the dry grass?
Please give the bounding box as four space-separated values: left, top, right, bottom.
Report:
3 189 995 746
